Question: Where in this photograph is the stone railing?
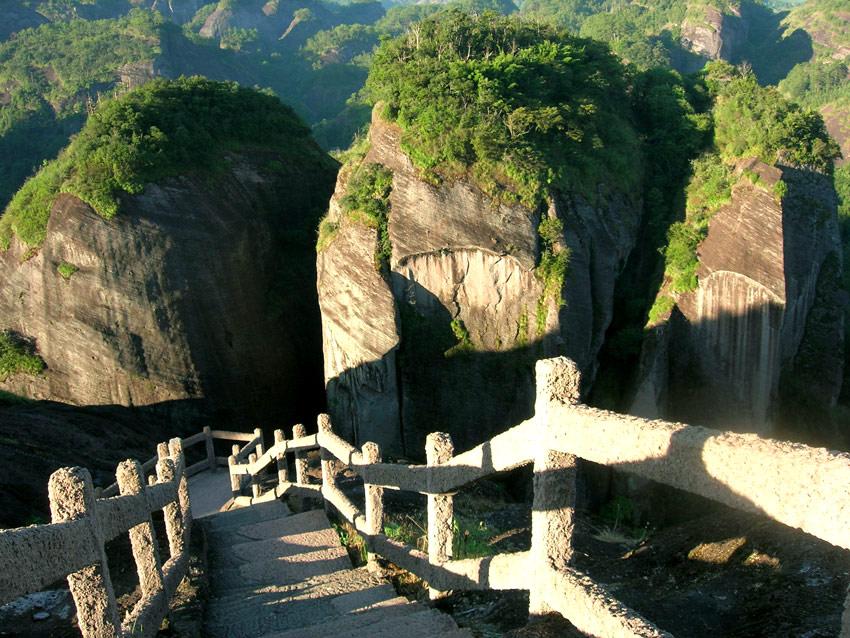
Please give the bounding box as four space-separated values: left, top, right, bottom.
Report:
0 438 192 638
231 357 850 638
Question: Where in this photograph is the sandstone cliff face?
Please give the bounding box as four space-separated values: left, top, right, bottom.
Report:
633 161 843 435
318 112 641 455
0 150 337 428
680 5 748 66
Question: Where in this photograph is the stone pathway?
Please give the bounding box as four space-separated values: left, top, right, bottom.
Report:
201 499 472 638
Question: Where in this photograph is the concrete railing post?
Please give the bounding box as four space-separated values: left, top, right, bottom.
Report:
529 357 581 617
156 457 185 558
204 426 216 472
319 415 338 517
362 441 384 571
228 453 240 498
274 429 289 488
292 424 308 486
426 432 454 600
249 453 261 499
48 467 121 638
117 460 165 600
254 428 264 457
169 438 192 540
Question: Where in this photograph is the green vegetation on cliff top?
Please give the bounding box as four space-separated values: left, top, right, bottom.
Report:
366 10 641 210
0 76 321 249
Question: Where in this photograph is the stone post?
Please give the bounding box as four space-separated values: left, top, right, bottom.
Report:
426 432 454 600
318 414 337 517
48 467 121 638
274 429 289 488
204 426 216 472
249 452 261 499
156 457 185 558
254 428 264 457
228 453 240 499
362 441 384 571
117 460 164 599
169 438 192 540
529 357 581 617
292 424 308 486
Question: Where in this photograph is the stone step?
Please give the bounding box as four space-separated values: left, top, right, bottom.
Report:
259 597 423 638
206 568 392 621
262 607 472 638
203 498 290 532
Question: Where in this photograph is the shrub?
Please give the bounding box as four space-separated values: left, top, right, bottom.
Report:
56 263 78 279
0 331 45 380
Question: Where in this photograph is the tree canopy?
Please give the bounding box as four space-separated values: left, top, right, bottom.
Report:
0 76 322 249
366 10 641 209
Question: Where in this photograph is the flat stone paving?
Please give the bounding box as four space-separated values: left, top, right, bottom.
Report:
188 469 233 518
201 499 472 638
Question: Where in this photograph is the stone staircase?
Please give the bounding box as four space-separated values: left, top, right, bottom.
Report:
202 499 472 637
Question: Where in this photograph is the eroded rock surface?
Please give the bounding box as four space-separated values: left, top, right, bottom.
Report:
0 150 337 429
318 111 641 455
634 161 843 436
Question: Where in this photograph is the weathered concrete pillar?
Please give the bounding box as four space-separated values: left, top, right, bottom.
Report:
274 428 289 488
204 426 216 472
48 467 121 638
249 452 261 499
529 357 581 617
319 414 338 517
362 441 384 571
228 453 240 498
156 457 185 558
292 424 308 486
426 432 454 600
117 460 165 598
169 438 192 539
254 428 264 457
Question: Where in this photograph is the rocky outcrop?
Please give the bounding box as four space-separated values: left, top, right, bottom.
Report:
318 110 641 456
0 149 337 429
680 4 748 66
0 0 49 41
633 160 843 435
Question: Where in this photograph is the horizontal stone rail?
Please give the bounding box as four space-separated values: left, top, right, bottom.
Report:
0 438 193 638
100 426 224 497
229 357 850 637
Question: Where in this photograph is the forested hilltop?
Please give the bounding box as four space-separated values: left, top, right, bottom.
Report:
2 0 849 422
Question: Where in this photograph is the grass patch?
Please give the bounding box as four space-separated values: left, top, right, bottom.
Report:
316 218 339 252
56 262 78 279
0 330 45 381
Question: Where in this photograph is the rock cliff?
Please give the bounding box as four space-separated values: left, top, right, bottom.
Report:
680 3 748 69
318 111 641 456
0 149 337 428
633 160 844 436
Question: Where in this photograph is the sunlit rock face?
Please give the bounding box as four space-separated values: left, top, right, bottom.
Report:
317 110 642 456
635 161 843 435
0 150 336 429
680 4 748 65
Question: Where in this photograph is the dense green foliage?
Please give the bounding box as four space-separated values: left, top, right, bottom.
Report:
0 76 318 249
0 331 45 380
339 162 393 270
714 72 841 174
367 10 640 209
0 9 165 209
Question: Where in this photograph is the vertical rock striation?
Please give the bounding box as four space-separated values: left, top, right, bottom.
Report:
635 161 843 435
318 111 642 455
0 150 337 428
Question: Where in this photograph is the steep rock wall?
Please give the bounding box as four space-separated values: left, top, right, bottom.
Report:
318 111 641 455
0 150 336 428
680 5 748 69
633 161 843 434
